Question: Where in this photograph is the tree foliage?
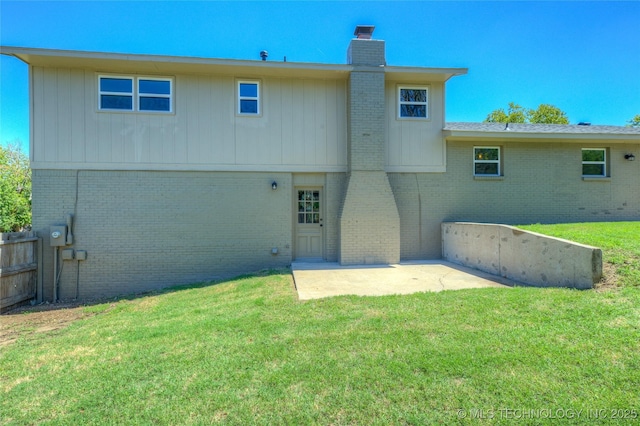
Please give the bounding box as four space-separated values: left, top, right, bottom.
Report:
484 102 528 124
0 142 31 232
484 102 569 124
528 104 569 124
627 114 640 127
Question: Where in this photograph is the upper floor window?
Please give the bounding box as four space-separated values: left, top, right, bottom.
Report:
99 75 173 113
398 86 428 119
99 77 133 111
474 147 501 176
582 148 607 177
138 78 172 112
238 81 260 115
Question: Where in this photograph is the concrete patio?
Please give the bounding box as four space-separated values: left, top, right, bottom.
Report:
292 260 515 300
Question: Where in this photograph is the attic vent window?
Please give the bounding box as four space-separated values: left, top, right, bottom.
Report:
98 75 173 113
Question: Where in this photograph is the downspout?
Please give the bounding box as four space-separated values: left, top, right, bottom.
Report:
37 236 43 303
53 247 58 302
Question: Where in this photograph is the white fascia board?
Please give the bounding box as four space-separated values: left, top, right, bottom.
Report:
443 130 640 144
385 66 468 83
1 46 352 79
30 161 349 173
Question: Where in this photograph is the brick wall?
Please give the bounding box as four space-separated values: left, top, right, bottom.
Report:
339 171 400 264
33 170 293 300
390 140 640 259
339 38 401 264
347 39 386 66
324 173 347 261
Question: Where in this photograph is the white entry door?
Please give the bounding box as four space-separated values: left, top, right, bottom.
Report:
295 189 323 259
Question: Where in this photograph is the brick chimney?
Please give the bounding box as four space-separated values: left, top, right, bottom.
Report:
338 26 400 265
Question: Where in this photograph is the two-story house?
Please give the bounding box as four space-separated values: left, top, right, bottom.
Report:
2 26 639 301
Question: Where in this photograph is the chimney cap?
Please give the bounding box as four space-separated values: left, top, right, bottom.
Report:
354 25 375 39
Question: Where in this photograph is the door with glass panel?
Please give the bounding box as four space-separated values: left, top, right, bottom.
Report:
295 189 323 259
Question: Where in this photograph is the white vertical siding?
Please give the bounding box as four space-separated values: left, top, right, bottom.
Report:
31 67 348 171
386 81 446 172
70 69 85 163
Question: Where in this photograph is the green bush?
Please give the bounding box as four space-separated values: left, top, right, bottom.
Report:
0 143 31 232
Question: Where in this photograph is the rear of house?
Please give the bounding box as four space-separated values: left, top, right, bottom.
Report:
2 27 639 301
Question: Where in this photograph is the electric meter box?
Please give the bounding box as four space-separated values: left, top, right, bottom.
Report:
49 225 67 247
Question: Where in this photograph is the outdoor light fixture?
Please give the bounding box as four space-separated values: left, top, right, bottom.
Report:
625 154 636 161
272 181 278 190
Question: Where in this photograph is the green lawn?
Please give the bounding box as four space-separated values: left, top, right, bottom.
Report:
519 221 640 288
1 223 639 425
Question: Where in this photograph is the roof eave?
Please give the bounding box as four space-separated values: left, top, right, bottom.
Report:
0 46 352 79
2 46 468 81
385 65 468 83
443 130 640 143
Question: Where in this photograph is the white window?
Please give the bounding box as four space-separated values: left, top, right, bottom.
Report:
474 147 501 176
398 86 428 119
238 81 260 115
138 78 172 112
582 148 607 177
99 76 133 111
98 75 173 113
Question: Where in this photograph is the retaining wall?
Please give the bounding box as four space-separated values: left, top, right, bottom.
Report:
442 222 602 289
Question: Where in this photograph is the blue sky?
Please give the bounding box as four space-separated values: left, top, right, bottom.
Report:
1 1 639 150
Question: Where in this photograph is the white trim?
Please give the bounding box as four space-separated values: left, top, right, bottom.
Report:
30 161 348 173
237 79 261 116
444 131 640 143
473 146 501 177
385 165 446 173
397 85 429 120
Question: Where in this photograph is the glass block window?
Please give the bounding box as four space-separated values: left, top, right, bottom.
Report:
398 86 428 119
99 77 133 111
238 81 260 115
297 190 320 224
474 147 501 176
99 75 172 113
582 148 607 177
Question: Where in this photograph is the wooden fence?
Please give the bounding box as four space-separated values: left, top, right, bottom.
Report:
0 231 39 313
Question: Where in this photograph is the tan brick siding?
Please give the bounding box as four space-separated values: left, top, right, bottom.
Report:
33 170 295 300
324 173 347 261
339 171 400 264
347 39 386 66
339 38 401 264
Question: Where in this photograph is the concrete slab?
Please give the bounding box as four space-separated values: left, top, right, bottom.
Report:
292 260 515 300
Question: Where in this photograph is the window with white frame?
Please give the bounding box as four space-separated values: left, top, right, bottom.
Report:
99 75 173 113
138 78 172 112
582 148 607 177
474 147 501 176
398 86 428 119
238 81 260 115
99 76 134 111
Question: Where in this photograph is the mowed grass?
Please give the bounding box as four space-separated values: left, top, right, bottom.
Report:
1 223 640 425
520 221 640 287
